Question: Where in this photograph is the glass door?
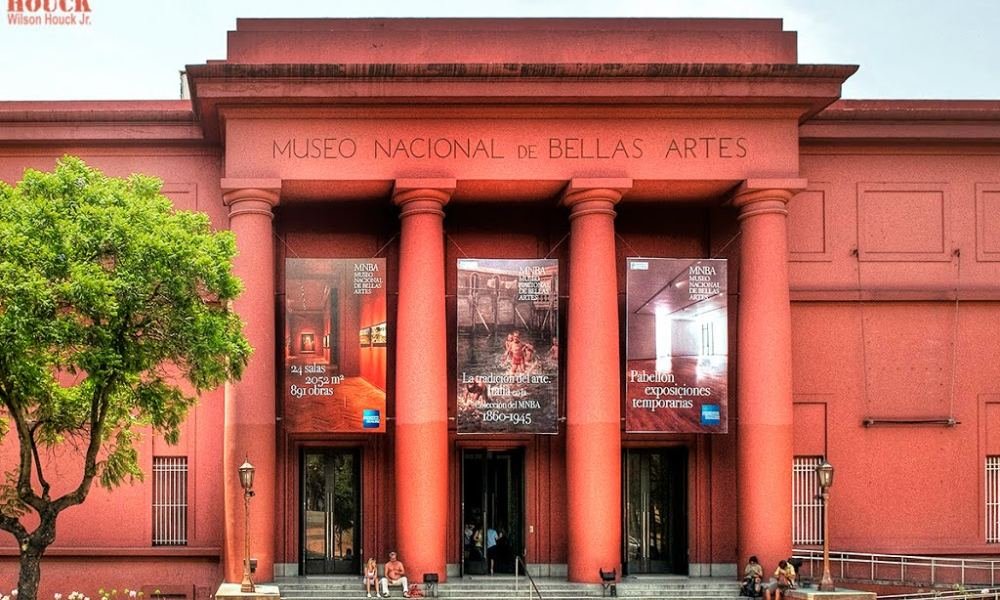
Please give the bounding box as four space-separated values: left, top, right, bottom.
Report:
461 449 524 575
302 448 361 575
624 448 688 575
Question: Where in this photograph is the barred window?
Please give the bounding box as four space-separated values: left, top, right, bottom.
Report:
153 456 188 546
792 456 825 545
988 456 1000 543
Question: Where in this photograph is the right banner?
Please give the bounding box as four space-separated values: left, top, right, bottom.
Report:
625 258 729 433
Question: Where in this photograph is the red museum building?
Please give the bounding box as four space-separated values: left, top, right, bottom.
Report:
2 17 1000 597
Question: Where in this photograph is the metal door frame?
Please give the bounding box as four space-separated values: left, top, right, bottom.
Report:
460 448 524 576
300 447 362 575
622 447 689 575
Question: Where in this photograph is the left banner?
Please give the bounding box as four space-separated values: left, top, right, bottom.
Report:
456 258 560 434
283 258 387 433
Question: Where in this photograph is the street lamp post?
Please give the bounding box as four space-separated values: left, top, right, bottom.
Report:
239 459 256 594
816 460 835 592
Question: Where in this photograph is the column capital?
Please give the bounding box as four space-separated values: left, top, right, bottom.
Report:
392 178 456 218
561 178 632 221
221 179 281 219
731 178 807 221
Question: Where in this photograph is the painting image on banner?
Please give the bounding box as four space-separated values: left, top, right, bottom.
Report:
456 259 559 434
284 259 387 433
625 258 728 433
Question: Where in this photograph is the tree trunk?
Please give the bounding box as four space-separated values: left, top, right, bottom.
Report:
17 516 56 600
17 545 44 600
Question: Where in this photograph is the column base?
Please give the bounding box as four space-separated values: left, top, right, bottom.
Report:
215 583 281 600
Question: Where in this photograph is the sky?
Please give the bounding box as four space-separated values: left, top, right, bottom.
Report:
1 0 999 101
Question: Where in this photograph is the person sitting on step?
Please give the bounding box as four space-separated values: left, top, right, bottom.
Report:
364 557 379 598
764 559 796 600
379 551 410 598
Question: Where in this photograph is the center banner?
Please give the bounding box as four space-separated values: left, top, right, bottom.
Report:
625 258 729 433
456 258 560 434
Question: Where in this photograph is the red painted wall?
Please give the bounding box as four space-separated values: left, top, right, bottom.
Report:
791 145 1000 554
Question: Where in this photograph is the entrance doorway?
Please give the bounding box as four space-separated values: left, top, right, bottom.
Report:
301 448 361 575
623 448 688 575
461 449 524 575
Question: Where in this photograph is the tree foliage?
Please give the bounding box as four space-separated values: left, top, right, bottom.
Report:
0 157 251 599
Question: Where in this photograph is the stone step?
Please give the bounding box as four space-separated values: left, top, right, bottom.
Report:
282 596 742 599
279 585 739 590
275 576 741 600
277 581 741 600
277 587 742 592
280 593 739 597
277 582 739 589
281 595 743 600
281 595 742 600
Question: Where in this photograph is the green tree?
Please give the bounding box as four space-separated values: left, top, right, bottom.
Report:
0 157 251 600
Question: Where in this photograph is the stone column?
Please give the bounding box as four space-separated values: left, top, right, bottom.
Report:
220 179 280 583
392 179 455 582
562 178 631 583
733 179 805 572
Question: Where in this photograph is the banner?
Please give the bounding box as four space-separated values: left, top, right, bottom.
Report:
625 258 728 433
283 258 387 433
456 259 559 434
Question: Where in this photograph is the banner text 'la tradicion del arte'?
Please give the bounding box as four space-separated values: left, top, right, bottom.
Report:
456 258 559 434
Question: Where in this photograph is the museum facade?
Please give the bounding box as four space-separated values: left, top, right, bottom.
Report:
2 17 999 599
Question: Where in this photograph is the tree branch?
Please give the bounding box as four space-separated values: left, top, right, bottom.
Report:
0 392 44 513
0 511 28 540
28 421 51 501
51 376 114 513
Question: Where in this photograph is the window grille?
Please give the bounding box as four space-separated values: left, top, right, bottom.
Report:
793 456 824 545
988 456 1000 543
153 456 188 546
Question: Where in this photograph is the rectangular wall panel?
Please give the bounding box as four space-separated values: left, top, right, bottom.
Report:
788 184 832 262
857 183 951 262
976 184 1000 261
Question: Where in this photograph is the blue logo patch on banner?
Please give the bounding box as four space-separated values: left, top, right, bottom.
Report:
362 409 381 428
700 404 721 426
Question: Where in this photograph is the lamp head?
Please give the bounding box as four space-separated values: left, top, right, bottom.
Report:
816 459 834 490
239 459 255 491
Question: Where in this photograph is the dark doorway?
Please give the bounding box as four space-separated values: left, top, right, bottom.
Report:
623 447 688 575
301 448 361 575
462 449 524 575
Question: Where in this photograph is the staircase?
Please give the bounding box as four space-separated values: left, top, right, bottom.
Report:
275 575 742 600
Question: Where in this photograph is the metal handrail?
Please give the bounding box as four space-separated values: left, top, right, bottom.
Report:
878 586 1000 600
793 548 1000 587
516 554 543 600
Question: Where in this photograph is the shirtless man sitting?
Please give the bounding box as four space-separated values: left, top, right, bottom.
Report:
379 551 410 598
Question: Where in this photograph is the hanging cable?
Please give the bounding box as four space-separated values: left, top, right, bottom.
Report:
711 229 742 259
854 247 872 410
274 231 301 259
948 248 961 420
446 233 471 259
372 232 399 258
614 232 642 258
543 232 570 259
